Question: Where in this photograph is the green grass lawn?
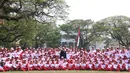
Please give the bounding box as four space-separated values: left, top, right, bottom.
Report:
2 70 130 73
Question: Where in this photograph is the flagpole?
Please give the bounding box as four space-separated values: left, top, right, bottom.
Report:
76 26 80 50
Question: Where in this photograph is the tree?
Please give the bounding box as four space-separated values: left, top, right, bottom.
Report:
0 19 37 47
0 0 68 22
34 23 61 48
0 0 68 47
60 22 74 39
95 16 130 48
60 19 98 49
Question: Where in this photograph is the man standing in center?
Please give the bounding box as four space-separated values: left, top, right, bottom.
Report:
60 48 67 59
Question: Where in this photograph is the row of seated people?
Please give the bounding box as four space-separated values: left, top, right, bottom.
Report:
0 47 130 71
1 58 130 71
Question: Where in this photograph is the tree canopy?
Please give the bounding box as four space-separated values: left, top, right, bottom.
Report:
60 19 99 49
0 0 68 48
1 0 130 49
0 0 68 22
94 16 130 48
61 16 130 49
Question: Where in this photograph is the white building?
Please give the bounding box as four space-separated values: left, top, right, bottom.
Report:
60 31 76 48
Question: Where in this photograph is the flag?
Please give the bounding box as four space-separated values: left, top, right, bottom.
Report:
76 27 81 49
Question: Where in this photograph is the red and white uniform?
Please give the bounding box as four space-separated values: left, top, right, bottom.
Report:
118 63 123 71
125 64 130 71
88 63 93 70
113 63 119 71
80 63 87 70
33 63 38 70
55 61 60 70
50 61 55 70
60 60 67 70
0 65 4 72
68 63 74 70
20 62 27 71
4 61 12 71
67 59 75 70
44 61 50 70
94 63 100 70
107 63 112 71
101 63 107 70
28 62 33 70
74 62 80 70
38 61 44 70
12 61 20 70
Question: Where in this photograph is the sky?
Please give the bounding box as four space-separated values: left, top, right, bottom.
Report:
65 0 130 22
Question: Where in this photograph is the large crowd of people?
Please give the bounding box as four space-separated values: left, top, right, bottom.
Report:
0 47 130 72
